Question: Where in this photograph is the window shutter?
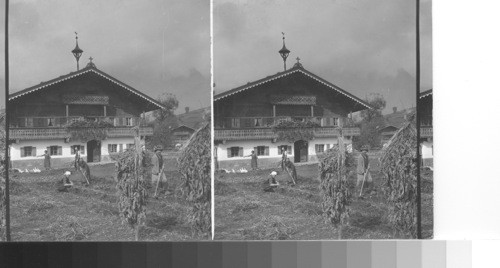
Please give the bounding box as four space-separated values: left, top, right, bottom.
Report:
119 144 123 152
108 144 112 153
47 147 50 155
21 147 25 157
32 147 37 157
81 146 85 154
227 148 231 158
287 146 292 154
57 146 62 155
315 144 319 153
239 147 243 157
265 146 269 156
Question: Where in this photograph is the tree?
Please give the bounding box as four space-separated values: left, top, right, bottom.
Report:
353 94 386 150
153 93 179 122
149 93 179 149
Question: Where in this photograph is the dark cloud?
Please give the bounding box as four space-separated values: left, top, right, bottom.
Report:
1 0 210 112
214 0 433 113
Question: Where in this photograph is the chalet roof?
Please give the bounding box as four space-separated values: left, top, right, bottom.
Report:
420 89 433 99
176 107 209 130
214 65 371 111
172 125 196 132
8 65 164 111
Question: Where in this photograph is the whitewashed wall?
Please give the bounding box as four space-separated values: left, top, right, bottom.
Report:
216 137 351 161
11 137 135 161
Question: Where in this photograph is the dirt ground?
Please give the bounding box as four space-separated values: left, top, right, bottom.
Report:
215 157 433 240
9 163 205 241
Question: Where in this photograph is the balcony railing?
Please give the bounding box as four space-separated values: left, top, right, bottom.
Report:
10 116 145 128
215 116 355 129
10 126 154 140
214 127 360 140
420 127 433 137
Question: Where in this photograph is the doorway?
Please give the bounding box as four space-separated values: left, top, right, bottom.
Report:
294 140 308 163
87 140 101 163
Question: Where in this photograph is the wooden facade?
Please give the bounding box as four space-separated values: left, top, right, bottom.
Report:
172 125 195 147
214 64 370 168
419 89 433 138
214 66 369 141
8 64 163 168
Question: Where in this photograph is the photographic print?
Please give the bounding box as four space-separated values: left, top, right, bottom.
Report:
213 0 432 239
2 0 210 241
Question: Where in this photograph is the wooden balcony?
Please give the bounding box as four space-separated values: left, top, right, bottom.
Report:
420 127 433 138
214 127 360 141
10 126 154 140
10 116 144 128
215 116 355 129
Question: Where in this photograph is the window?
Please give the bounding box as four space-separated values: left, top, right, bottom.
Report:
21 146 36 157
227 147 243 158
255 146 269 156
126 144 134 150
315 144 325 154
48 146 62 156
71 145 85 155
47 118 55 127
231 118 240 128
279 145 292 155
254 118 263 127
125 117 132 126
108 144 118 153
322 117 339 127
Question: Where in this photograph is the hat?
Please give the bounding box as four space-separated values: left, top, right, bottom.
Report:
153 145 163 151
270 171 277 176
64 171 71 176
361 145 369 152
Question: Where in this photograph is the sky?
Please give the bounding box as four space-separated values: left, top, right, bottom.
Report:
213 0 432 114
0 0 210 113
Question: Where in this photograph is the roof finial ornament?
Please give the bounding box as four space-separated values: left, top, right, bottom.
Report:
71 32 84 71
86 56 96 68
294 56 303 68
279 32 291 72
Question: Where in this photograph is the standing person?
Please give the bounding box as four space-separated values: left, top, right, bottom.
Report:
74 148 81 171
356 145 373 195
39 150 51 170
280 147 288 171
151 145 169 196
141 145 152 185
247 150 258 170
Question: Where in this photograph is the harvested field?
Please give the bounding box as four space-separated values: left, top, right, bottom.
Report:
215 156 433 240
10 163 205 241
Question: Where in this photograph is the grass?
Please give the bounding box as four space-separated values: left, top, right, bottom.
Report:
215 156 433 240
10 163 205 241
